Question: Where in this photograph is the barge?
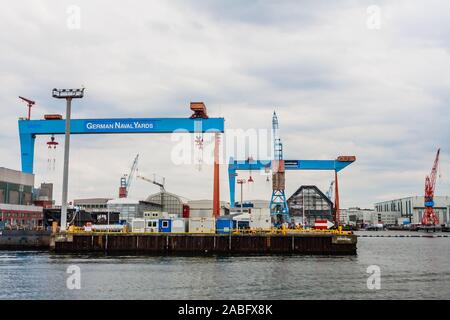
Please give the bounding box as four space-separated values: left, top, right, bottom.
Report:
52 232 357 255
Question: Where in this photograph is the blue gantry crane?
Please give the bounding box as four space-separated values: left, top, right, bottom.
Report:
228 112 356 226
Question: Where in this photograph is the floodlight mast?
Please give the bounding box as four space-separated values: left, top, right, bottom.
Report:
52 88 84 232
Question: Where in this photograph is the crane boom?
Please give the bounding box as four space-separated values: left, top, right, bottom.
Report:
422 148 440 225
137 174 165 192
326 181 335 200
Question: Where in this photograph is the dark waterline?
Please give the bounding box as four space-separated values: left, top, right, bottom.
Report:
1 231 449 299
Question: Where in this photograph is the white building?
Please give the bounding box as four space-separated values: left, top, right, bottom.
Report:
73 198 111 212
187 200 229 217
340 207 377 226
375 196 450 225
107 198 161 222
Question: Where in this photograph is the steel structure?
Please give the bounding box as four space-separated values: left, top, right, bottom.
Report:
228 157 355 224
119 154 139 198
18 102 225 232
270 111 289 221
19 96 35 120
137 174 166 192
52 87 85 232
18 116 224 174
422 148 441 225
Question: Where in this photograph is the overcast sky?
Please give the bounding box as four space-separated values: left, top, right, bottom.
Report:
1 0 450 208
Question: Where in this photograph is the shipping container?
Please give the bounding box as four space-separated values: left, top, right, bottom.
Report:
188 217 215 233
249 208 271 229
171 218 187 233
143 211 169 219
216 219 233 234
250 216 271 230
145 219 159 233
131 218 146 233
158 219 172 233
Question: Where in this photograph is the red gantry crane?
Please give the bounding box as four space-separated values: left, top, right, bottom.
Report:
422 148 441 226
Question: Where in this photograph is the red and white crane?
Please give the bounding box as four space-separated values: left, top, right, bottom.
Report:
119 154 139 198
422 148 440 226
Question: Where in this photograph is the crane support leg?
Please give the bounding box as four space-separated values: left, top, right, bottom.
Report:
19 133 36 174
334 170 340 226
212 133 220 217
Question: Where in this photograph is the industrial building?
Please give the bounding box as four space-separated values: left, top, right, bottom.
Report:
0 167 34 205
375 196 450 225
341 207 377 226
0 167 43 229
188 199 229 217
146 191 188 217
287 186 334 226
73 198 112 212
107 198 161 222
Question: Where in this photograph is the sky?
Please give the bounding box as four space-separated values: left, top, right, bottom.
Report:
1 0 450 208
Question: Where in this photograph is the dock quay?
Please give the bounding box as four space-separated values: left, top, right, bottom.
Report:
52 232 357 255
0 230 51 250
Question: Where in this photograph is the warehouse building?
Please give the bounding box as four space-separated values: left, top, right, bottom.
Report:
107 198 161 222
188 199 229 217
146 191 188 217
0 167 43 229
375 196 450 225
287 185 333 226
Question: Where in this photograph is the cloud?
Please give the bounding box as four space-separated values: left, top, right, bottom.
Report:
1 0 450 209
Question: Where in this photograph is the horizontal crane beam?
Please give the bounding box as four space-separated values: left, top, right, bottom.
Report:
18 117 224 173
18 118 224 135
228 157 355 207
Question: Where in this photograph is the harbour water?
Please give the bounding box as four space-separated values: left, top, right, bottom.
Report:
1 231 449 300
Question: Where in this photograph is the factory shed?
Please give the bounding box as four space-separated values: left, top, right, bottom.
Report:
288 185 334 226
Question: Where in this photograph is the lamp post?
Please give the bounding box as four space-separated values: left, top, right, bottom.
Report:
52 88 84 232
237 179 246 214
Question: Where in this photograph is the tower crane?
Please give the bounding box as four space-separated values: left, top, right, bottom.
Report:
269 111 289 224
137 174 166 212
119 154 139 198
422 148 441 226
19 96 35 120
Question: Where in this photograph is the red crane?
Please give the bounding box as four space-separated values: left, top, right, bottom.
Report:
422 148 440 226
19 96 35 120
